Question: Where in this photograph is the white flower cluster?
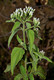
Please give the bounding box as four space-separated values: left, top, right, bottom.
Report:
10 6 35 19
40 50 45 55
33 17 40 26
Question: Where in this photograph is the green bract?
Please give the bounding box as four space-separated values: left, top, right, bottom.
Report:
5 6 52 80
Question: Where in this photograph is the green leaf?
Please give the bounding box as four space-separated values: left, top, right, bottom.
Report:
32 61 37 72
26 18 32 22
11 47 25 75
31 53 37 62
26 22 31 28
14 74 22 80
6 19 15 23
35 29 38 37
17 35 27 50
4 64 11 73
28 66 31 73
33 44 39 53
17 35 22 43
37 66 46 80
34 52 52 63
21 42 27 50
43 56 52 63
30 53 38 73
20 65 28 80
12 21 21 32
27 30 34 53
29 73 34 80
8 28 19 47
34 29 42 40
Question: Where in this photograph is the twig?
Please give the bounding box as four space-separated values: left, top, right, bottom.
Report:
0 43 10 55
26 62 32 65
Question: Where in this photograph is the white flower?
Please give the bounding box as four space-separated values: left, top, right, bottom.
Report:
33 17 36 21
15 9 18 13
23 8 25 11
20 8 22 10
29 11 33 16
40 50 45 55
20 12 23 17
33 17 40 25
10 13 13 18
36 28 38 31
25 6 27 9
18 12 20 14
34 9 35 11
10 6 35 19
26 9 28 13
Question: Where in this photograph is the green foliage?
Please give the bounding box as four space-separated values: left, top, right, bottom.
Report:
34 52 52 63
26 22 31 29
20 65 28 80
32 61 37 72
17 35 27 50
33 44 39 53
8 28 19 47
6 19 15 23
28 66 31 72
4 64 11 73
17 35 22 43
14 74 22 80
5 6 52 80
27 30 34 53
12 21 21 32
37 66 46 80
29 73 34 80
11 47 25 75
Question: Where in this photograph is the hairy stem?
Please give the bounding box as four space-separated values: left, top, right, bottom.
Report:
25 55 27 71
23 22 27 71
23 22 26 43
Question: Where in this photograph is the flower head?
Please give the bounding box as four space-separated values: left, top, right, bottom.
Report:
33 17 40 26
40 50 45 55
10 6 35 20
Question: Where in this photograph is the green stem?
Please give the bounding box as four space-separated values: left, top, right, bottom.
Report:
25 55 27 71
23 22 27 71
25 26 34 31
23 22 26 43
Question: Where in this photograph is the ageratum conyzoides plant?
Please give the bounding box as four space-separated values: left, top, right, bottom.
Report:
4 6 52 80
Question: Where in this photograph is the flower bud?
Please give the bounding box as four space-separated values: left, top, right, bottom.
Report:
40 50 45 55
33 17 40 26
10 13 14 18
10 6 35 20
29 11 33 17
